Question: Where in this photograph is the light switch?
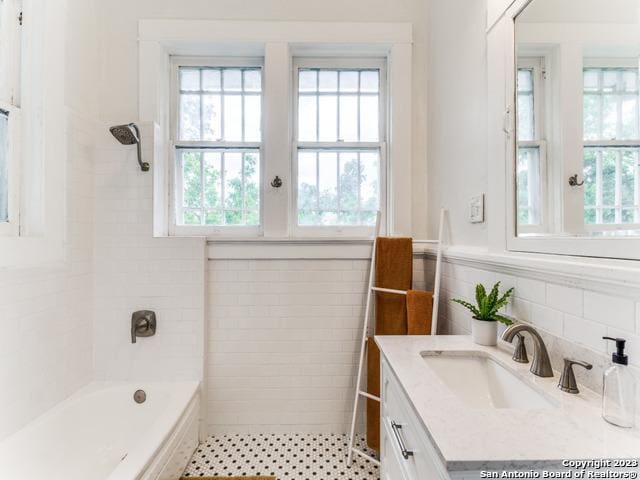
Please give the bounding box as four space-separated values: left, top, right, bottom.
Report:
468 194 484 223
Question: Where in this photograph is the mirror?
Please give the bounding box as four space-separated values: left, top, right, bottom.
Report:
514 0 640 238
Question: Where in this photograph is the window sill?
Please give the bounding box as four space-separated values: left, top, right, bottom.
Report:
205 236 374 259
204 237 434 260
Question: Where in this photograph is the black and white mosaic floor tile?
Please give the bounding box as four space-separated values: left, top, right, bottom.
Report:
182 433 380 479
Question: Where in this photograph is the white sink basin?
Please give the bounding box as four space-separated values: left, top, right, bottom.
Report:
422 351 554 410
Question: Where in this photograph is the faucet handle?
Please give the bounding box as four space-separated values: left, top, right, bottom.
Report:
512 333 529 363
131 310 157 344
558 358 592 394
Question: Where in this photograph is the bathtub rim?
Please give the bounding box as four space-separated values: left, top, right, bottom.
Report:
0 380 201 480
107 381 200 480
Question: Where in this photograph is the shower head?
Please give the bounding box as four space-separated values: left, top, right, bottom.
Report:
109 123 149 171
110 123 140 145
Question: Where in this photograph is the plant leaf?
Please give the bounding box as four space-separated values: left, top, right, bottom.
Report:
475 284 486 309
491 287 514 315
487 282 500 311
451 298 481 317
491 314 514 326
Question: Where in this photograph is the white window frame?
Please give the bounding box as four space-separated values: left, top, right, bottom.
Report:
291 57 387 237
582 59 640 233
516 57 548 235
139 20 414 248
0 0 22 237
169 56 265 237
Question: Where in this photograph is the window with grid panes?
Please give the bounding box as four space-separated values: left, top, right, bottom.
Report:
174 64 262 227
516 62 544 229
583 67 640 227
295 61 385 228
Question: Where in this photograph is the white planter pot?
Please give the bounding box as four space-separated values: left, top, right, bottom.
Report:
471 318 498 346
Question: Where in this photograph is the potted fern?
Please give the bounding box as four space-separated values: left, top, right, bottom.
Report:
451 282 514 346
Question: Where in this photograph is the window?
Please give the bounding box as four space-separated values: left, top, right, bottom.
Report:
172 60 263 232
293 59 386 232
583 67 640 229
516 59 546 231
162 39 409 241
0 0 22 234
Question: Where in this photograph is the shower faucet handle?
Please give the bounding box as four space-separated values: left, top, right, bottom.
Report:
131 310 157 343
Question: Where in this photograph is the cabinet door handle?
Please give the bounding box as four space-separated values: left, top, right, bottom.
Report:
391 421 414 459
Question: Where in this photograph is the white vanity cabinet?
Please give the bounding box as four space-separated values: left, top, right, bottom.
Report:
377 336 640 480
380 357 457 480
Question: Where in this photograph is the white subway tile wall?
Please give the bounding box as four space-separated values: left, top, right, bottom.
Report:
437 258 640 393
563 314 607 353
545 284 584 316
584 292 635 332
93 125 206 382
0 114 95 440
205 257 429 434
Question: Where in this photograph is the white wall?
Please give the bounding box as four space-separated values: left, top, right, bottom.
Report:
92 125 206 382
427 0 489 246
0 0 99 440
206 257 431 434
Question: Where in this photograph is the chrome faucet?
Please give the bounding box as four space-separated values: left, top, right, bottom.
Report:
501 324 554 377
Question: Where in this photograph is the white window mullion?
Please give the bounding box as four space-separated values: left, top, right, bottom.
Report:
199 152 205 225
615 150 622 223
241 153 246 225
596 150 603 224
336 153 341 215
220 152 226 226
315 152 320 211
220 69 226 141
175 152 185 225
635 150 640 223
262 42 291 238
357 151 362 217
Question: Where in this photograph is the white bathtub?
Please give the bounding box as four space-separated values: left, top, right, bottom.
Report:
0 381 200 480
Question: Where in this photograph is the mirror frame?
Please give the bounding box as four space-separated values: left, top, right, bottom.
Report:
504 0 640 261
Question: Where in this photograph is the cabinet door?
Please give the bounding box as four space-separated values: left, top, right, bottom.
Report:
381 420 409 480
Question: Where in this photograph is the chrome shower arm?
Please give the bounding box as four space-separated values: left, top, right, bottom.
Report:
130 124 149 172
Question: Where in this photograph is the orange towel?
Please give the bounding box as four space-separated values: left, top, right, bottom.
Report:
366 336 380 450
366 237 413 450
374 237 413 334
406 290 433 335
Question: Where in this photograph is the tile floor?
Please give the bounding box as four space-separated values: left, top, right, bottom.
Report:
182 433 380 479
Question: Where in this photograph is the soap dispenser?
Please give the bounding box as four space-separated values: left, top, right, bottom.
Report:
602 336 636 428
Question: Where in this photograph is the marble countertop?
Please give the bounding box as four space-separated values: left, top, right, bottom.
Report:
375 335 640 472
